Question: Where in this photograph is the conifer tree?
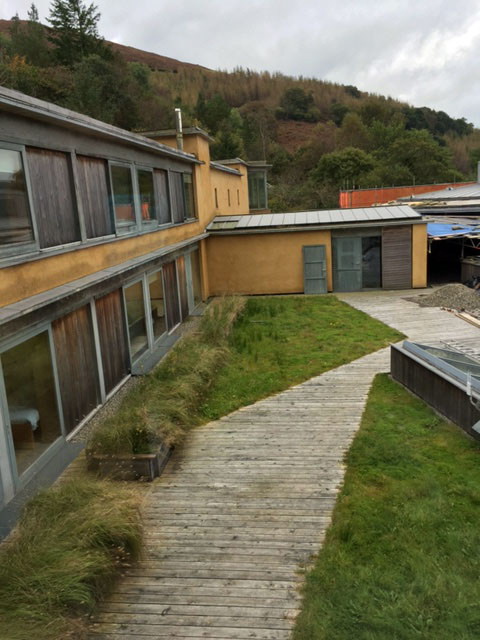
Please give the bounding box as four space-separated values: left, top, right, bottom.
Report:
48 0 101 66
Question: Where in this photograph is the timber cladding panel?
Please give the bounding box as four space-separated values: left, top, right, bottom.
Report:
95 290 129 395
52 305 100 434
382 225 412 289
163 261 181 329
154 169 170 224
170 171 185 224
76 155 114 238
176 255 189 320
26 147 80 248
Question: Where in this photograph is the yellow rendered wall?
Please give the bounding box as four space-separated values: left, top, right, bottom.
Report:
211 167 249 215
412 223 428 288
1 223 205 307
206 231 332 295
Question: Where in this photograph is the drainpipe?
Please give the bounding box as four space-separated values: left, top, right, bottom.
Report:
477 161 480 184
175 108 183 151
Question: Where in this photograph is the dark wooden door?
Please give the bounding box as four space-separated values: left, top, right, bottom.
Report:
53 305 100 434
382 226 412 289
176 256 189 320
163 262 181 330
95 290 130 394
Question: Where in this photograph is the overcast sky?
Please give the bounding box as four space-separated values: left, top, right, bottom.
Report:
3 0 480 126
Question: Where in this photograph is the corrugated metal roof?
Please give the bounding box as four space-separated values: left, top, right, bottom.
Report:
207 205 421 232
400 183 480 201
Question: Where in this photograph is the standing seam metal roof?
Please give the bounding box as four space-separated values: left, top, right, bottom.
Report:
207 205 421 231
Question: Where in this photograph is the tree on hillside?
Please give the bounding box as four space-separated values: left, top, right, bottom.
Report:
48 0 106 66
337 112 370 150
310 147 375 188
276 87 320 122
195 93 231 135
8 4 51 67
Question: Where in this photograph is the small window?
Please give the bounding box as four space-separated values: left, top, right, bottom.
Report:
183 174 195 219
248 170 267 210
237 189 240 205
227 189 231 207
138 169 156 224
214 187 218 209
0 148 35 247
111 165 136 230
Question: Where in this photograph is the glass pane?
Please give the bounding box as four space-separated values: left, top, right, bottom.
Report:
362 237 381 288
1 331 61 476
248 172 266 209
0 148 34 246
183 174 195 218
124 282 148 360
111 165 135 228
138 169 156 223
148 271 166 340
191 249 202 307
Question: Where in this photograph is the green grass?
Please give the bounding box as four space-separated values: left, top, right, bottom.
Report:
88 295 246 455
200 295 403 421
0 478 141 640
293 374 480 640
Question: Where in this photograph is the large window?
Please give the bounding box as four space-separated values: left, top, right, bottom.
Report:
138 169 156 224
148 271 167 340
124 281 148 360
248 170 267 210
111 165 136 230
0 148 34 247
1 331 61 477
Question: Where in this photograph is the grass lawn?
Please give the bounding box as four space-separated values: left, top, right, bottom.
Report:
200 295 403 421
294 374 480 640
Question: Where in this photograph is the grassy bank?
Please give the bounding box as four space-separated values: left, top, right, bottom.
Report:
294 374 480 640
0 479 141 640
88 296 245 454
200 295 402 421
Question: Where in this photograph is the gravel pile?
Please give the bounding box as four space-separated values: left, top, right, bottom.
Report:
415 283 480 315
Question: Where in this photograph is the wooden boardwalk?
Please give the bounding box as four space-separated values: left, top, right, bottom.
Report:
89 291 479 640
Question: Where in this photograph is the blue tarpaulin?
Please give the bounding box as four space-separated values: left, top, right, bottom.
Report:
428 222 478 238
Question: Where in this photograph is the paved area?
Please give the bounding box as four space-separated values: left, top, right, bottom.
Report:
89 291 479 640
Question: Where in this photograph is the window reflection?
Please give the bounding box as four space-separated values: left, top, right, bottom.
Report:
138 169 156 223
111 165 135 228
0 148 34 246
148 272 166 340
124 282 148 360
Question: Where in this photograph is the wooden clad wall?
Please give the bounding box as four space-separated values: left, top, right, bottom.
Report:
76 155 114 238
26 147 80 248
163 261 181 329
170 172 186 224
95 290 129 394
154 169 171 225
382 225 412 289
52 305 99 434
176 255 189 320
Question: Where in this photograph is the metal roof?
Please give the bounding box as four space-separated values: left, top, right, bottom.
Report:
207 205 421 232
400 183 480 201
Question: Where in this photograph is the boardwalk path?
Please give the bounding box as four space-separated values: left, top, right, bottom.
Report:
90 291 479 639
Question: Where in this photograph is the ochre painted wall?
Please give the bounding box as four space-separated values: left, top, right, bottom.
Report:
1 223 205 307
206 231 332 295
412 223 427 288
211 166 249 215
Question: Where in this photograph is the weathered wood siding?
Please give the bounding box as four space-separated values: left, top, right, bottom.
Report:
95 290 129 394
26 147 80 248
382 225 412 289
52 305 100 434
170 172 185 224
76 155 114 238
163 261 181 329
154 169 171 225
176 255 189 319
391 346 480 439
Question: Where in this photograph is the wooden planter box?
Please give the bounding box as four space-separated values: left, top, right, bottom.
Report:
86 443 173 481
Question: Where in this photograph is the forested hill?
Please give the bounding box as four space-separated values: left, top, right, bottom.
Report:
1 9 479 211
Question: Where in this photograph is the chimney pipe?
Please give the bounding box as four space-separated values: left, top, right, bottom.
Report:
175 108 183 151
477 160 480 184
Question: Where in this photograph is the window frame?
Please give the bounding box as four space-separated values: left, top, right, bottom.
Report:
0 322 66 489
0 140 39 259
122 276 151 362
108 161 139 236
147 268 168 343
135 165 159 230
181 172 196 220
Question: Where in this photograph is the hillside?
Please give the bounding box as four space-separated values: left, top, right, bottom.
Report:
1 13 479 211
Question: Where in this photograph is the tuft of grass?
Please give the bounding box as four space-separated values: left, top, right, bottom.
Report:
294 374 480 640
87 296 245 455
200 295 403 421
0 478 141 640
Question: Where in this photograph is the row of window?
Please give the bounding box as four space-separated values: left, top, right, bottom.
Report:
0 143 196 258
0 248 202 495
